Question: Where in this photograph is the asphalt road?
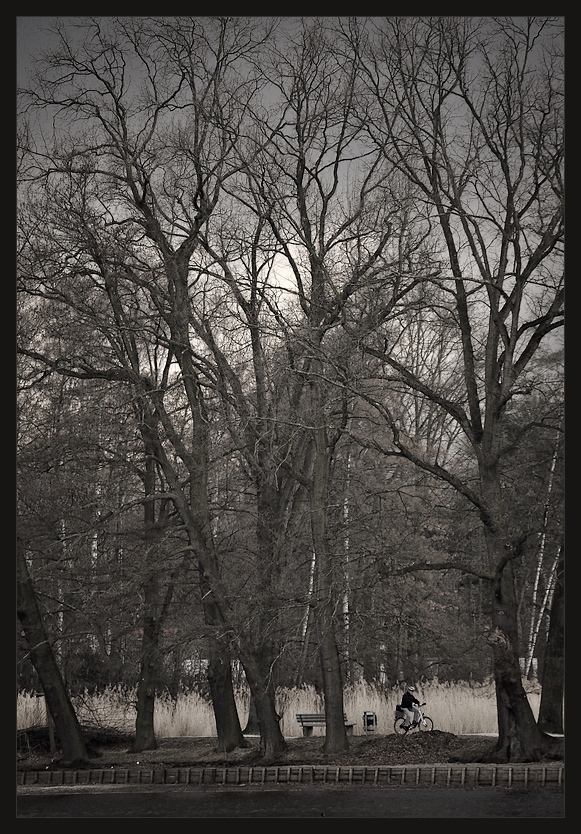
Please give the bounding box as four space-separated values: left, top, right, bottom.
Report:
16 785 565 818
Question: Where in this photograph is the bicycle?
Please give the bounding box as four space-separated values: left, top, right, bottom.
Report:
394 702 434 734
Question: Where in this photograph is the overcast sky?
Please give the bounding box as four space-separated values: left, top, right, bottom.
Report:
17 16 73 87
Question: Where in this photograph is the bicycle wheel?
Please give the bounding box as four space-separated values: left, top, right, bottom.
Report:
418 716 433 731
394 717 408 735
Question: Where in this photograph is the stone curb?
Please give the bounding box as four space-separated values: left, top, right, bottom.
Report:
18 762 564 789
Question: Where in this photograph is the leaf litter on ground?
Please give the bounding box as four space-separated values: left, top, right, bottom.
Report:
17 727 564 771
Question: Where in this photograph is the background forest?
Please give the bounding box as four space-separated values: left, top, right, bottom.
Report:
17 16 563 763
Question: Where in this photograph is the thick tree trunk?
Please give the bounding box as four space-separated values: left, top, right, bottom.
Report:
17 538 91 767
202 587 248 753
310 419 348 754
238 648 287 759
484 554 558 763
245 487 289 751
538 543 564 734
318 616 348 753
243 693 260 735
240 484 287 753
234 621 284 754
206 639 248 752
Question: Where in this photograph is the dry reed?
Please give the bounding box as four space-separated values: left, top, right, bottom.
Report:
17 679 541 737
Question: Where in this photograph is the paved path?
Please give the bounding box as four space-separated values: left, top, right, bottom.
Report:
16 784 565 818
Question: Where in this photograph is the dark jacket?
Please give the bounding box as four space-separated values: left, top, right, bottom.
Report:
401 691 420 710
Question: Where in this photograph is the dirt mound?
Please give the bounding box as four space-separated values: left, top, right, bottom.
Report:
333 730 481 766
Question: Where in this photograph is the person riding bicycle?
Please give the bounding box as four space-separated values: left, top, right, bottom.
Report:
401 685 422 729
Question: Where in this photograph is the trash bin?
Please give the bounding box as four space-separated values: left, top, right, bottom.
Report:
363 711 377 732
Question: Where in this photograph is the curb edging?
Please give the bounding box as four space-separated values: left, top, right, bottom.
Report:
17 762 564 789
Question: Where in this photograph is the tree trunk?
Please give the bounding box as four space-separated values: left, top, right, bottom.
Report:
239 485 287 753
311 418 348 754
17 538 91 767
243 692 260 735
484 552 557 763
318 617 348 753
131 613 159 753
206 639 247 752
538 542 564 734
130 436 169 754
524 441 560 677
201 583 248 753
238 648 287 759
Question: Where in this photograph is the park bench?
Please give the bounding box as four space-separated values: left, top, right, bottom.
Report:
295 713 354 737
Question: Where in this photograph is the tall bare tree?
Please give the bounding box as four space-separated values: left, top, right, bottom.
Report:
346 16 564 762
242 18 441 751
17 16 282 756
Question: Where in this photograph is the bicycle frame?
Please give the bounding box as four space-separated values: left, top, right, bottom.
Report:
394 702 434 734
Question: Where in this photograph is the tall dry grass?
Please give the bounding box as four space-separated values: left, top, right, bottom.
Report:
17 679 541 738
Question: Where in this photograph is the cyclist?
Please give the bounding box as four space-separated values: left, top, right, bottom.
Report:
401 685 422 729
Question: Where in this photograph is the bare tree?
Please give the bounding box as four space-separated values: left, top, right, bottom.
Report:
17 16 282 755
346 16 564 762
240 18 441 751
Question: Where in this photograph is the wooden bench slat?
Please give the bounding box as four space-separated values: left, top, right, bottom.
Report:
296 713 350 722
295 713 354 736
